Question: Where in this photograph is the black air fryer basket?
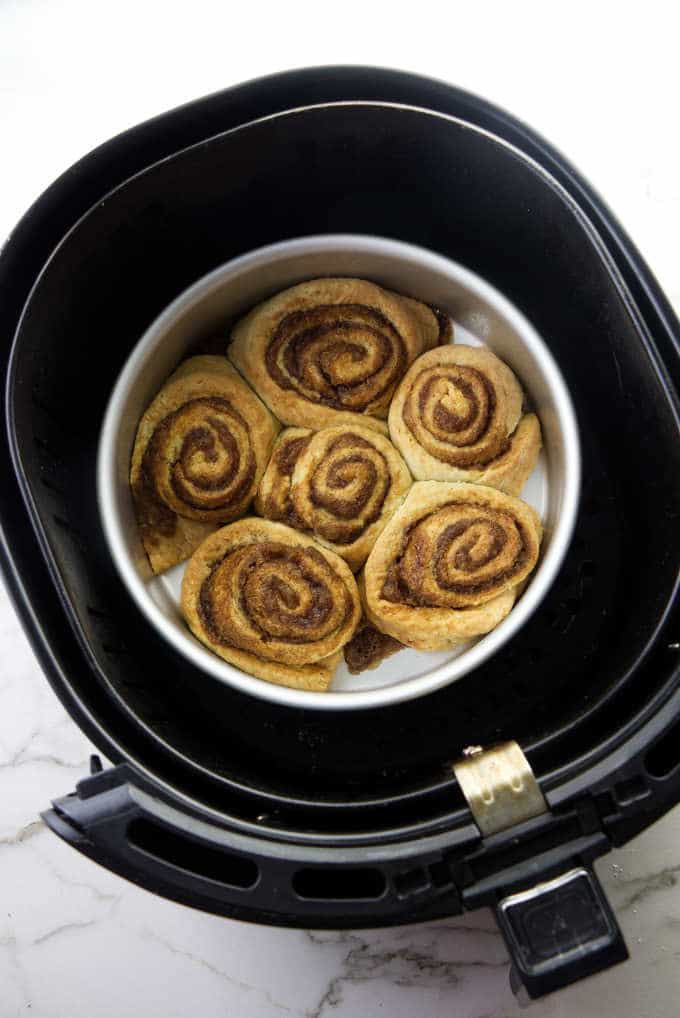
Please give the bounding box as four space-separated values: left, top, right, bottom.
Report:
1 68 679 1000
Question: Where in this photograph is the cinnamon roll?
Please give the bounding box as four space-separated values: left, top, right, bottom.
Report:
281 423 412 572
181 519 361 690
254 416 388 532
228 278 442 428
364 481 542 650
130 356 279 574
389 345 541 495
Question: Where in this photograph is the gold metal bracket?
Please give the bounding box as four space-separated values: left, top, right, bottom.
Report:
452 741 548 836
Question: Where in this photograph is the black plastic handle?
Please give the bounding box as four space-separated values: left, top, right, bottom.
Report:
42 760 466 928
497 867 628 1001
43 758 628 995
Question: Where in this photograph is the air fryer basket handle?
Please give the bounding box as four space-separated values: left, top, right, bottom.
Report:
452 742 628 999
42 758 628 998
496 867 628 1001
41 760 468 927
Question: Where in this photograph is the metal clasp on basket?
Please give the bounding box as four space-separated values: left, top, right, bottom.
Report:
453 740 548 836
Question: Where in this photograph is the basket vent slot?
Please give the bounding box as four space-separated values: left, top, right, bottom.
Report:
293 867 386 900
128 819 259 890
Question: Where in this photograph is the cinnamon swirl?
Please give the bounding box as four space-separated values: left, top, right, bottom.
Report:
228 278 442 428
130 356 279 573
254 416 388 533
389 345 541 495
364 481 542 650
279 423 412 571
181 519 361 690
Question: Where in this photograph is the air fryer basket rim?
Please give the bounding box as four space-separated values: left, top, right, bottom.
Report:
1 68 679 858
5 91 680 810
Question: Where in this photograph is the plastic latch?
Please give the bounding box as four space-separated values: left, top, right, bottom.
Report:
497 867 628 1000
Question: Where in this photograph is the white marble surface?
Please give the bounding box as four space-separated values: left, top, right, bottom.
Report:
2 3 680 1015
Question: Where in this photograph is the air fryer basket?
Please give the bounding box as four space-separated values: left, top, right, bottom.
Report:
2 70 680 999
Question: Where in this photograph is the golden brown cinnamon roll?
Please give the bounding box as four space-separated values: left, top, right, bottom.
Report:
276 423 413 572
181 519 361 690
130 356 279 574
254 416 388 532
364 481 542 650
228 278 442 428
389 345 541 495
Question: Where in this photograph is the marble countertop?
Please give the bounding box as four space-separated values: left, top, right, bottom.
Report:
2 3 679 1015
